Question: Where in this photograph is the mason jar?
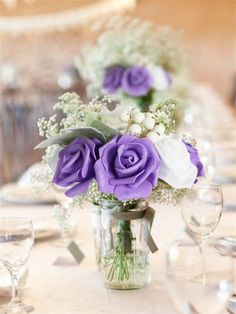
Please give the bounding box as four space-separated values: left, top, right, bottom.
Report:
100 200 151 290
91 204 102 267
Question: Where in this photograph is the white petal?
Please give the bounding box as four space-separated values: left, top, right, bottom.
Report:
155 135 197 189
149 66 170 91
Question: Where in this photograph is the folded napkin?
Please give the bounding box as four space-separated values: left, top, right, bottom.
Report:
0 163 56 205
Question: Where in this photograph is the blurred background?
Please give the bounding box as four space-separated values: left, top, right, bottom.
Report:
0 0 235 184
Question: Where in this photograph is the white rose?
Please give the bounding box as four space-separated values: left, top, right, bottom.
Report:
149 66 171 91
155 135 197 189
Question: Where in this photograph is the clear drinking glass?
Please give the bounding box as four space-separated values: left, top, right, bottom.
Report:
181 184 223 282
0 218 34 314
165 234 233 314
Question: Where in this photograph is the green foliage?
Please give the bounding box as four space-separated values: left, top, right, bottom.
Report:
90 120 120 141
35 127 107 149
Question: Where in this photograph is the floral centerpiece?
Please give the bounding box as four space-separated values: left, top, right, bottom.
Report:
76 17 190 120
35 92 204 289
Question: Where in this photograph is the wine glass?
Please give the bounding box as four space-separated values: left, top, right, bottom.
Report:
181 184 223 282
0 218 34 314
165 234 233 314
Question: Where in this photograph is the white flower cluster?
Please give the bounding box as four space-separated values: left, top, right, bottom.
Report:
120 108 166 143
117 98 177 141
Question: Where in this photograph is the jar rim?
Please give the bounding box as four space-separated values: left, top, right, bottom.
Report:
100 199 148 211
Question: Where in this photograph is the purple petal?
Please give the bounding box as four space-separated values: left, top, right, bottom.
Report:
61 151 81 174
122 66 153 96
183 141 205 177
103 66 125 93
109 169 145 185
65 179 92 197
114 181 153 200
94 159 115 194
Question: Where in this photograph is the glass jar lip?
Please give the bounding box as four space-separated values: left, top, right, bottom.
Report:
99 199 148 210
193 183 222 189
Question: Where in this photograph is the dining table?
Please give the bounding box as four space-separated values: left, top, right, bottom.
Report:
0 193 235 314
0 83 236 314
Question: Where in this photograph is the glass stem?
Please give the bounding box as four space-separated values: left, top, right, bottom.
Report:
11 271 21 306
199 237 206 284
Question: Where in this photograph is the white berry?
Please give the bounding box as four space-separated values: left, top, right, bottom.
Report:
128 124 142 136
145 112 153 118
120 111 130 122
146 131 160 143
130 108 140 119
149 105 155 113
142 117 155 130
133 112 145 124
154 123 166 135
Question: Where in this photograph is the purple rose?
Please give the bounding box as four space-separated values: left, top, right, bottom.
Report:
94 134 161 200
122 66 153 96
184 141 205 178
53 137 102 197
103 66 126 93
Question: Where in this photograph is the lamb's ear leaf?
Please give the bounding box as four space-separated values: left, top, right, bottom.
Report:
34 133 76 149
34 127 106 150
68 127 106 143
90 120 120 141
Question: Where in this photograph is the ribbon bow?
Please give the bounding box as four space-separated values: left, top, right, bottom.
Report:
112 206 158 253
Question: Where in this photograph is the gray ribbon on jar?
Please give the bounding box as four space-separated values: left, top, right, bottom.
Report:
112 206 158 253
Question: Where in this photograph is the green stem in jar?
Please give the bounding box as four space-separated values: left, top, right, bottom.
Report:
104 205 135 282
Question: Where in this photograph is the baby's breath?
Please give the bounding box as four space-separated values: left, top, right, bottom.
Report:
151 181 187 205
182 134 197 147
150 98 177 134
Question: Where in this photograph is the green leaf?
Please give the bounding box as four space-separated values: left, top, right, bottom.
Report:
90 120 119 141
69 127 107 143
136 90 154 112
35 127 106 149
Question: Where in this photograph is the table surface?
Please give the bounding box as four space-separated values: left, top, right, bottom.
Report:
0 199 235 314
0 84 235 313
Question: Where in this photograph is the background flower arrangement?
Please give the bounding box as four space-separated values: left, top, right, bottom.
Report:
76 16 190 118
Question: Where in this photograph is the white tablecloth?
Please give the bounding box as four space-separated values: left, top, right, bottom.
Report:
0 200 235 314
